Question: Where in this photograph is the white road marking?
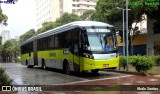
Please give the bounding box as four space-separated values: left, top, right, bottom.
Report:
53 75 134 85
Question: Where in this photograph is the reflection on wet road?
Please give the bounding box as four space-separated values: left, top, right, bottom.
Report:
0 63 130 85
1 63 160 94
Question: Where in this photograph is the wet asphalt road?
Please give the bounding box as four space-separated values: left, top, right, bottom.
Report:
1 63 160 94
0 63 129 85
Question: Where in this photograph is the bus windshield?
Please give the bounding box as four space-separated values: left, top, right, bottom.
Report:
85 28 117 52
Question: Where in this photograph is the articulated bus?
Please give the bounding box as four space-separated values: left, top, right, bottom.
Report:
21 21 119 74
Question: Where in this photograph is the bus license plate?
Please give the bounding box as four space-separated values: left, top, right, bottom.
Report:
103 64 109 67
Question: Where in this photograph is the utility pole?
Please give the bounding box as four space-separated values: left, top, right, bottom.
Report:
126 0 129 71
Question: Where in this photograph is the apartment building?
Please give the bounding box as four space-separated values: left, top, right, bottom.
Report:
1 30 11 44
35 0 97 30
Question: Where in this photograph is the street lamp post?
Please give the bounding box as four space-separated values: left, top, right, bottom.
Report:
115 7 125 56
115 7 131 56
116 7 131 71
122 9 125 56
126 0 129 71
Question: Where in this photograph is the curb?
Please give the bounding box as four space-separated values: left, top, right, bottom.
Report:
104 69 159 77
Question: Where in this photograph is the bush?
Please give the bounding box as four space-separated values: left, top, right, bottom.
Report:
129 56 138 67
153 55 160 66
0 67 12 85
129 56 155 73
119 56 127 70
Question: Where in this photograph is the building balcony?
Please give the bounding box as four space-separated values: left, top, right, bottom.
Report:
72 1 96 6
72 6 95 10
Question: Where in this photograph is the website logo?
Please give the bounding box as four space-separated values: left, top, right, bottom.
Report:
2 86 12 91
0 0 15 4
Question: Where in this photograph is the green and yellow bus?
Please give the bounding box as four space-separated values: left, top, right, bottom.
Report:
21 21 119 74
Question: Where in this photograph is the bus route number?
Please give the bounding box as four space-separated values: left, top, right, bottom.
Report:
49 53 56 57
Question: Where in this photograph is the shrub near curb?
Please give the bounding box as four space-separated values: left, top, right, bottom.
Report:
129 56 155 73
153 55 160 66
0 67 12 85
119 56 127 70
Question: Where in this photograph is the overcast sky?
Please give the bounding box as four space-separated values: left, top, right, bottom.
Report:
1 0 36 37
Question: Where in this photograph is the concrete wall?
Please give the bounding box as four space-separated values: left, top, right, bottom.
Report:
117 34 147 55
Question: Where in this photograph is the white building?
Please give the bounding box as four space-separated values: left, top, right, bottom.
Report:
1 29 11 44
35 0 97 30
131 14 147 34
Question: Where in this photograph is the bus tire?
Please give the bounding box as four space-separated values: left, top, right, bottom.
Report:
110 67 117 70
63 60 70 75
42 59 47 70
91 69 99 74
26 60 33 68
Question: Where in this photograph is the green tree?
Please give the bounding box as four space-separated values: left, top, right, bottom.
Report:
0 7 7 27
0 36 2 44
0 0 18 25
56 12 81 25
0 68 12 85
37 13 81 34
1 40 13 62
11 39 20 62
19 29 35 44
0 10 7 25
80 10 95 20
37 22 61 34
95 0 152 55
96 0 144 28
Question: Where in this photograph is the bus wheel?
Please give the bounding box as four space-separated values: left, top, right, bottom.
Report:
26 60 29 68
42 59 46 70
91 69 99 74
26 60 33 68
63 62 70 75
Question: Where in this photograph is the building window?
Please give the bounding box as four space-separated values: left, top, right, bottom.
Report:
72 4 75 7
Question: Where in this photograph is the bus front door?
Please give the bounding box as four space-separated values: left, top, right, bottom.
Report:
73 43 80 73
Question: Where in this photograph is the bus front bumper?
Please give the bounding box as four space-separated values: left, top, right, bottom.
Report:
82 57 119 71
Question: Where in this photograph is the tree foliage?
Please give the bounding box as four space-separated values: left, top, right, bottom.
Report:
0 39 20 62
56 12 81 25
19 29 35 44
96 0 160 32
96 0 143 26
129 55 154 73
0 40 13 62
80 10 95 20
96 0 160 55
37 22 61 34
0 0 18 25
0 7 8 25
0 67 12 85
37 13 81 34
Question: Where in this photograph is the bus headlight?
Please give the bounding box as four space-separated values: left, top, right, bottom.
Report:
83 53 94 59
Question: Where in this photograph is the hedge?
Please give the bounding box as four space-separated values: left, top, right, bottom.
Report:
0 67 12 85
129 55 155 73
